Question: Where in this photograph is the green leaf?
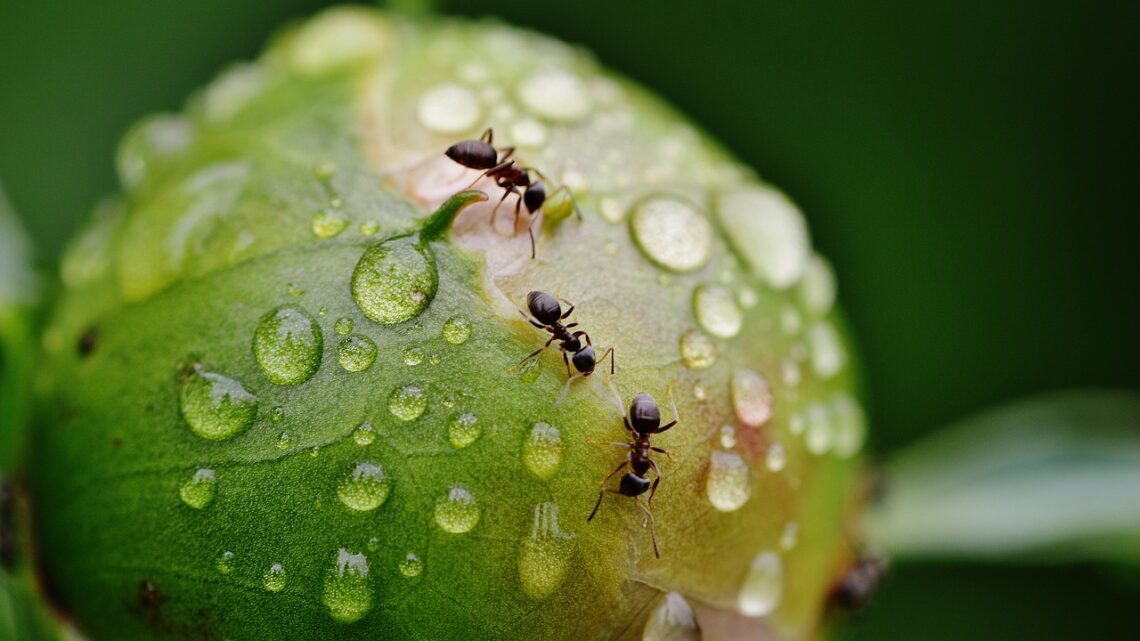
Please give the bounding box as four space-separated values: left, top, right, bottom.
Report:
0 182 40 473
868 389 1140 563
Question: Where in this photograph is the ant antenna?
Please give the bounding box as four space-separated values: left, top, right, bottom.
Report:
553 373 585 409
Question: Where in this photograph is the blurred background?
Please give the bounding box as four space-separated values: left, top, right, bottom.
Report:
1 1 1136 639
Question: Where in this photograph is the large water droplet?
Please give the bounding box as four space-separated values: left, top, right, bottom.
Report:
706 450 752 512
180 364 258 441
732 368 772 427
518 502 575 600
448 412 481 449
765 442 787 472
807 321 846 379
116 114 194 190
263 563 286 592
523 422 564 480
337 462 392 512
629 196 713 272
642 592 702 641
679 330 718 369
716 186 809 290
311 210 348 238
351 238 437 325
739 551 783 617
253 305 323 386
418 83 481 134
388 384 427 422
693 285 743 339
179 468 217 509
216 550 235 575
518 69 591 122
334 317 354 335
322 548 372 624
399 552 423 578
337 334 377 372
831 393 867 458
443 316 472 345
434 485 480 534
352 421 376 446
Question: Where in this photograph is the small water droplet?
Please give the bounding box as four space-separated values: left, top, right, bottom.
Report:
399 552 423 578
179 468 217 509
403 346 424 366
679 330 718 369
738 551 783 617
716 187 809 290
337 334 377 372
831 393 867 458
779 522 799 551
629 196 712 272
310 446 321 458
216 550 235 575
706 450 752 512
351 238 437 325
417 83 481 134
337 462 391 512
518 69 590 122
434 485 480 534
805 402 833 455
428 352 441 365
322 548 371 624
510 118 549 148
718 425 737 449
780 359 802 387
116 114 193 190
388 384 427 422
799 254 837 315
732 368 773 427
287 283 304 298
642 592 702 641
738 287 759 309
253 305 323 386
808 321 846 379
263 563 286 592
600 198 626 223
276 431 291 450
334 317 354 335
442 316 472 345
448 413 481 449
352 421 376 446
269 405 285 422
179 364 258 441
692 382 708 401
693 284 743 339
518 502 575 600
765 442 787 472
517 357 541 382
523 422 564 480
779 306 802 335
311 210 349 238
358 220 379 236
314 161 337 180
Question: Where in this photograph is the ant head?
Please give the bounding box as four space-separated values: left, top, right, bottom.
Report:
563 336 582 353
629 392 661 433
619 472 651 497
571 345 596 374
526 291 562 325
445 139 499 171
523 181 546 214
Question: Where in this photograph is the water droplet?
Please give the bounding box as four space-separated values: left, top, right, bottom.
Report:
780 359 802 387
692 382 708 401
428 352 441 365
287 283 304 298
629 196 712 272
642 592 702 641
510 118 549 148
179 364 258 441
352 421 376 446
434 485 480 534
600 197 626 223
739 551 783 617
311 210 349 238
779 522 799 551
337 462 392 512
517 357 541 382
322 548 372 624
830 393 866 458
388 384 427 422
804 402 833 455
448 413 481 449
765 442 787 472
276 431 291 450
732 368 773 427
738 287 759 309
314 162 337 180
358 220 379 236
337 334 377 372
799 254 837 315
807 321 846 379
253 305 323 386
216 550 235 575
518 69 591 122
706 450 752 512
718 425 737 449
334 317 354 335
351 238 437 325
442 316 472 345
789 412 805 436
202 63 266 122
310 446 321 458
693 285 743 339
116 114 194 190
716 186 809 290
399 552 423 578
679 330 718 369
779 306 802 336
523 422 564 480
403 347 425 366
263 563 286 592
417 83 481 134
518 502 575 600
179 468 217 509
269 406 285 422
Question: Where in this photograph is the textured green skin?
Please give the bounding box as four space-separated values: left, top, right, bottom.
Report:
29 7 863 641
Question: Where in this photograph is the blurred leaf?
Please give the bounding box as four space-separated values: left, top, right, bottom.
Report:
0 182 40 472
868 390 1140 563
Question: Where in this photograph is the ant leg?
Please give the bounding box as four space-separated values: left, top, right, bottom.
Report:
553 373 585 409
462 159 514 191
525 200 537 259
559 299 576 319
588 487 625 522
548 185 583 221
650 446 674 462
635 499 661 558
573 331 593 346
509 336 556 371
480 128 494 144
498 146 516 162
647 461 663 507
490 186 517 226
515 307 546 329
600 457 630 486
652 383 681 434
595 346 615 375
603 375 634 431
562 350 572 377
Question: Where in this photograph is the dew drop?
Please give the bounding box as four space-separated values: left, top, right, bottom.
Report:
351 238 437 325
804 402 833 455
780 359 802 387
807 321 846 379
517 357 541 382
518 502 575 600
600 197 626 223
399 552 423 578
337 462 392 512
830 393 866 458
718 425 737 449
523 422 564 480
116 114 193 190
263 563 286 592
334 317 354 335
388 384 427 422
642 592 702 641
179 468 217 509
510 118 549 148
706 450 752 512
518 69 591 122
738 551 783 617
780 522 799 551
269 406 285 423
276 431 291 450
337 334 377 372
253 305 323 386
765 442 787 473
417 83 481 134
692 382 708 401
629 196 712 272
716 186 809 290
400 347 423 366
779 306 802 336
732 368 773 428
311 210 349 238
788 412 805 436
322 548 372 624
799 254 837 315
434 485 480 534
448 413 481 449
442 316 472 345
352 421 376 446
287 283 304 298
693 285 743 339
679 330 718 369
358 220 380 236
179 364 258 441
216 550 235 575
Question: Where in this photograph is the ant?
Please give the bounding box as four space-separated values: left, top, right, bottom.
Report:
516 291 614 400
445 128 576 258
587 384 679 558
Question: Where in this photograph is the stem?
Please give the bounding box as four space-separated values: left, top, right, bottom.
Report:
418 190 488 245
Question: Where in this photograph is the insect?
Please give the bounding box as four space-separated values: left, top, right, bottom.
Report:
587 385 679 558
444 128 576 258
517 291 615 391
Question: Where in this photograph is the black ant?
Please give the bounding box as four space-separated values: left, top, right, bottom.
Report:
587 384 679 558
516 291 614 400
445 128 576 258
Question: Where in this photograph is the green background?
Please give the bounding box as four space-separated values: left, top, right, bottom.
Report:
1 1 1136 639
